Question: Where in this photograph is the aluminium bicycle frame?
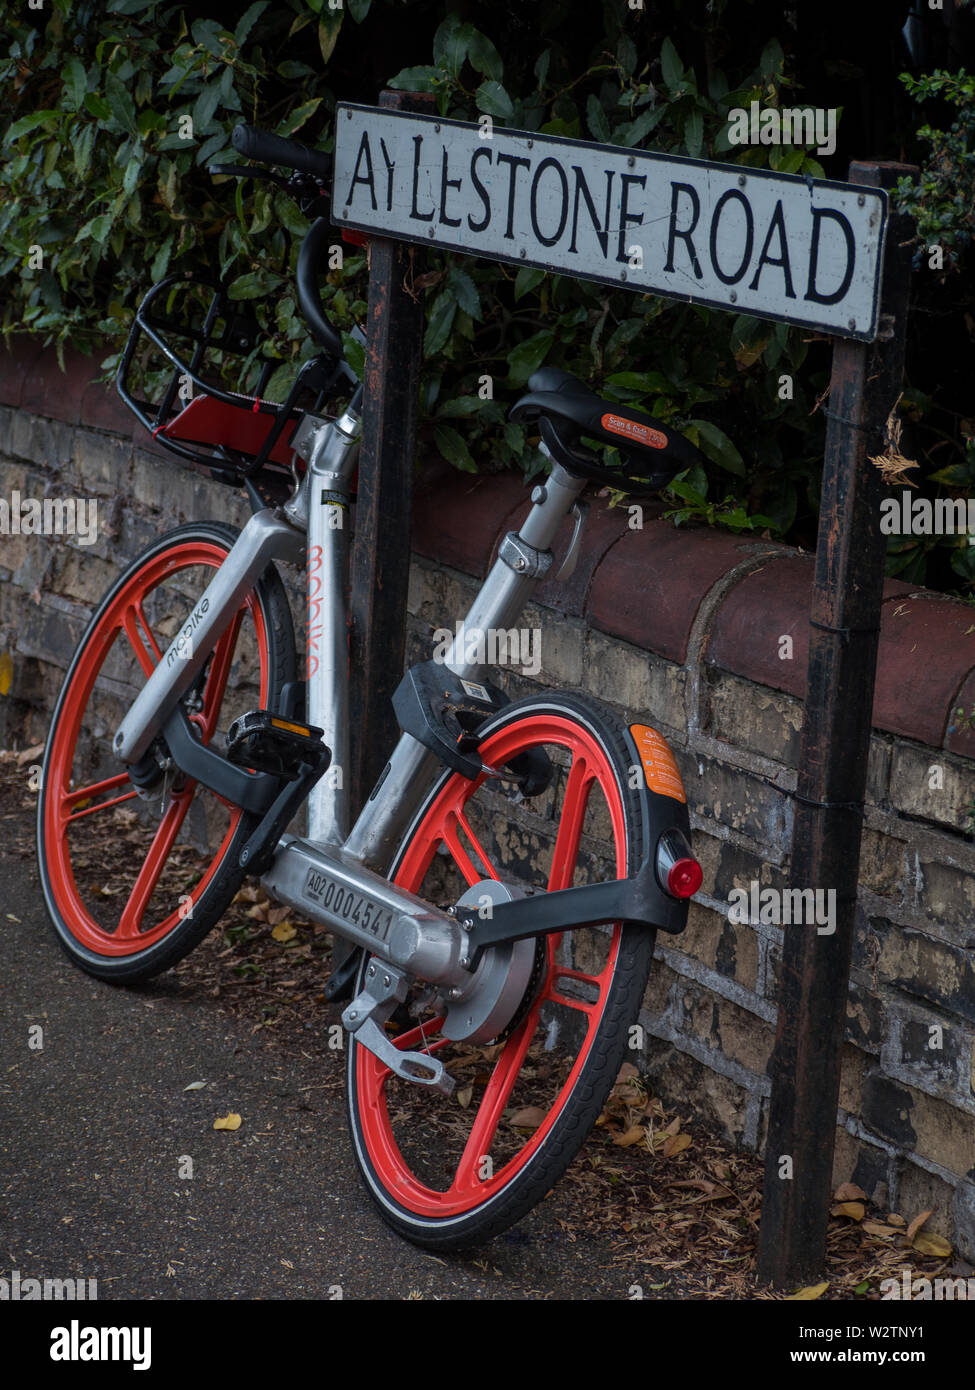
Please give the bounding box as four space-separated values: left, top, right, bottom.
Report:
111 404 691 1090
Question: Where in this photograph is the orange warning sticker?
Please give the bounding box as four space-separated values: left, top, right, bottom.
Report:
630 724 686 802
601 413 668 450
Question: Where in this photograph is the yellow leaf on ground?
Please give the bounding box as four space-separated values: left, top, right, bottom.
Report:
787 1282 829 1301
833 1182 867 1202
456 1085 473 1109
886 1213 906 1227
912 1231 952 1258
213 1112 242 1131
271 922 297 943
613 1125 648 1148
0 652 13 696
830 1201 865 1221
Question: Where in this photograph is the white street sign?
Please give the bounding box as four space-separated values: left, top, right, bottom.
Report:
332 104 889 341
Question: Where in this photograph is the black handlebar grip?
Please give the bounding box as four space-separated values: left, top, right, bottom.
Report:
296 219 344 359
231 123 332 181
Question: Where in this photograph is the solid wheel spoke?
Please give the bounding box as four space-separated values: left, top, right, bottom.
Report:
544 982 598 1017
121 600 162 678
200 610 244 740
549 754 593 892
116 787 194 938
449 1011 540 1195
65 789 138 824
63 772 131 809
441 810 497 887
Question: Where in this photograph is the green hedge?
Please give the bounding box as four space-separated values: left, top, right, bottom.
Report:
1 1 973 592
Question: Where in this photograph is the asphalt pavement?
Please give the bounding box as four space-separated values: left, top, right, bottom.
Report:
0 806 646 1302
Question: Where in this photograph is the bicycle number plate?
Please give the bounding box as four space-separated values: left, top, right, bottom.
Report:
303 868 394 940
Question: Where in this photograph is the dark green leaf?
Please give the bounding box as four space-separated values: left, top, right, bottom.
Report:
684 109 703 158
434 423 477 472
192 81 221 136
63 58 88 111
235 1 268 46
506 330 554 386
6 111 59 139
277 99 322 137
105 70 137 134
341 331 365 380
689 419 745 474
476 81 514 119
447 267 481 320
514 266 545 301
388 66 442 92
228 271 272 299
586 95 610 143
468 29 503 83
424 290 458 356
660 37 683 91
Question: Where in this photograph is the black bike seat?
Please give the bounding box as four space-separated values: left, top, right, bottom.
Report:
510 368 704 478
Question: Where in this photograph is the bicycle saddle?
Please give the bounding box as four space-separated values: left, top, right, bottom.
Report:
510 367 704 492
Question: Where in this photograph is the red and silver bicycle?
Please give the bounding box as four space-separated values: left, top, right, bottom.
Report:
37 123 703 1249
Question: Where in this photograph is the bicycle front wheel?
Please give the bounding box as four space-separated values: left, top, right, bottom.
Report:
346 691 657 1250
37 521 296 983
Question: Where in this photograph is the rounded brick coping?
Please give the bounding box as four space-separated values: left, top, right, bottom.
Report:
6 342 975 756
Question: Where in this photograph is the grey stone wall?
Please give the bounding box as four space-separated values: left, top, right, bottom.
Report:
1 389 972 1258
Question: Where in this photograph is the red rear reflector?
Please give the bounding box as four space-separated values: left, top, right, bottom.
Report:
667 858 702 899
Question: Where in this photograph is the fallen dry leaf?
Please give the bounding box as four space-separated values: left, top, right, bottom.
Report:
834 1182 867 1203
183 1081 206 1092
509 1106 546 1131
905 1209 932 1244
787 1282 829 1301
662 1132 692 1158
271 922 297 943
862 1221 900 1238
912 1231 952 1258
213 1112 242 1131
830 1201 865 1221
613 1124 648 1148
456 1085 473 1109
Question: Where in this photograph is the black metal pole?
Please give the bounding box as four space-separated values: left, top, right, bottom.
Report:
757 162 916 1288
347 90 434 819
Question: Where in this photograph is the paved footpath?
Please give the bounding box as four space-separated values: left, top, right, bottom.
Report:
0 818 650 1302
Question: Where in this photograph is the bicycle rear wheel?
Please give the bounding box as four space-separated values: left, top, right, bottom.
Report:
37 521 296 983
346 691 657 1250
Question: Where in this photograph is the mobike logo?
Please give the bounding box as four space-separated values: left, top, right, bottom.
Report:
307 544 323 679
165 596 209 667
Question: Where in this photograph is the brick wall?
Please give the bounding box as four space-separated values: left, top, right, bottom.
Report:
2 345 973 1257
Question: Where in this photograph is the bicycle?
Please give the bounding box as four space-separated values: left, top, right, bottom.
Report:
36 122 704 1250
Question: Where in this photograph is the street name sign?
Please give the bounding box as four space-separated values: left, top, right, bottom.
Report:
333 103 889 341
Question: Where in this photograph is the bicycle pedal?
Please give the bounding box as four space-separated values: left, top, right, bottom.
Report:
226 709 329 780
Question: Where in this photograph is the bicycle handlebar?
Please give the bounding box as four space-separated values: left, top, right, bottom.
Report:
231 123 332 181
297 220 344 360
